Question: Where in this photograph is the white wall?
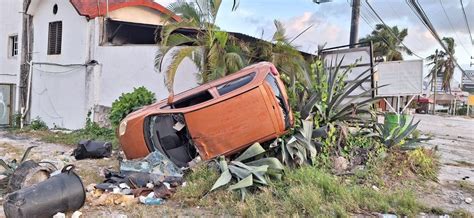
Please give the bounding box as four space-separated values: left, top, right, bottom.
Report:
30 64 88 129
29 0 89 64
93 14 200 108
28 0 200 129
29 0 91 129
0 0 22 84
0 0 22 125
95 45 200 107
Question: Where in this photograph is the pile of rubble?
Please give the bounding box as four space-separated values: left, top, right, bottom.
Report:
0 140 186 217
87 151 185 206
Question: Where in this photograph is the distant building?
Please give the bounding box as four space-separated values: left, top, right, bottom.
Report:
462 70 474 94
1 0 200 129
0 0 23 126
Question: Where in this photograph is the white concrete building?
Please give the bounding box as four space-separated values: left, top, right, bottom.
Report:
20 0 200 129
0 0 23 126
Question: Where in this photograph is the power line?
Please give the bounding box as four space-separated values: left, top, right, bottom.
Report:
363 0 423 59
407 0 473 82
347 0 391 49
460 0 473 45
439 0 471 56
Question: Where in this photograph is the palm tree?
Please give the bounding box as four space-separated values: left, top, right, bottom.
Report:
426 37 456 92
359 24 412 61
250 20 312 90
155 0 248 103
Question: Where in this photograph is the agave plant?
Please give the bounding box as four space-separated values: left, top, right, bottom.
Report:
275 58 386 167
300 58 385 123
210 143 284 200
278 119 321 166
373 116 421 149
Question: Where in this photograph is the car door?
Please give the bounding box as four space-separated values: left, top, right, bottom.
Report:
184 85 278 160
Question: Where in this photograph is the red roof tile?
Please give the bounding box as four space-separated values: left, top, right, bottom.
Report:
69 0 181 21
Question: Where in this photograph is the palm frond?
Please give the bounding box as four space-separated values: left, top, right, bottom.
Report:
272 20 289 43
224 52 244 74
168 0 202 24
162 47 197 94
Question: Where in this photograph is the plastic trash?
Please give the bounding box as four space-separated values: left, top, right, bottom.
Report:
3 165 86 218
119 183 130 189
52 212 66 218
71 211 82 218
146 183 154 188
7 160 54 192
139 193 164 205
120 151 183 178
144 197 164 205
72 140 112 160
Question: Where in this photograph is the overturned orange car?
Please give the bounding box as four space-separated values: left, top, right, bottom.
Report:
118 62 294 167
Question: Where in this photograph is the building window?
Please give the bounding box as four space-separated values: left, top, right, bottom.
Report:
48 21 62 55
53 4 58 14
9 35 18 57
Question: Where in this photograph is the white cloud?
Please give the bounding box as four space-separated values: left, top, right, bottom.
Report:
154 0 174 7
280 12 349 53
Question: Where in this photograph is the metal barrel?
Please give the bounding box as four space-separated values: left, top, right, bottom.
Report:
3 165 86 218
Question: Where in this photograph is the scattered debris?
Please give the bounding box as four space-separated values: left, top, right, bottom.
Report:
120 151 183 178
7 160 55 192
3 165 85 218
465 197 472 204
0 146 37 175
52 212 66 218
83 151 185 209
139 192 164 205
0 146 56 192
72 140 112 160
71 211 83 218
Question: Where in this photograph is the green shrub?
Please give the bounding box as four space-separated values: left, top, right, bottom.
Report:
109 86 156 127
29 117 48 130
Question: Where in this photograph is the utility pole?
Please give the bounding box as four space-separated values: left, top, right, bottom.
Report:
432 49 438 115
349 0 360 48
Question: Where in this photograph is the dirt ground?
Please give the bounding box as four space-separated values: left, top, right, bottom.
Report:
0 131 210 217
413 114 474 214
0 114 473 216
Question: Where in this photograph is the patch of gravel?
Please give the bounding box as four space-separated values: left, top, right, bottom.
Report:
413 114 474 214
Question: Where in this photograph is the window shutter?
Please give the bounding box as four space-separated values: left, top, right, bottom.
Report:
48 21 62 55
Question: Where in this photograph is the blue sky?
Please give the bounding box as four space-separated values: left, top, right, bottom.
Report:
159 0 474 85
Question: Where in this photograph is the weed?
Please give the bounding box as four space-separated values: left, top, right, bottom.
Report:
181 164 425 216
173 164 219 206
29 117 48 130
11 114 118 148
449 209 473 218
429 207 446 215
408 147 439 181
458 180 474 195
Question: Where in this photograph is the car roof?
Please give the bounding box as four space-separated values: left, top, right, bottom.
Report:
159 62 275 104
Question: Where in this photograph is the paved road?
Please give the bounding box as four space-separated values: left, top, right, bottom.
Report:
413 114 474 213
